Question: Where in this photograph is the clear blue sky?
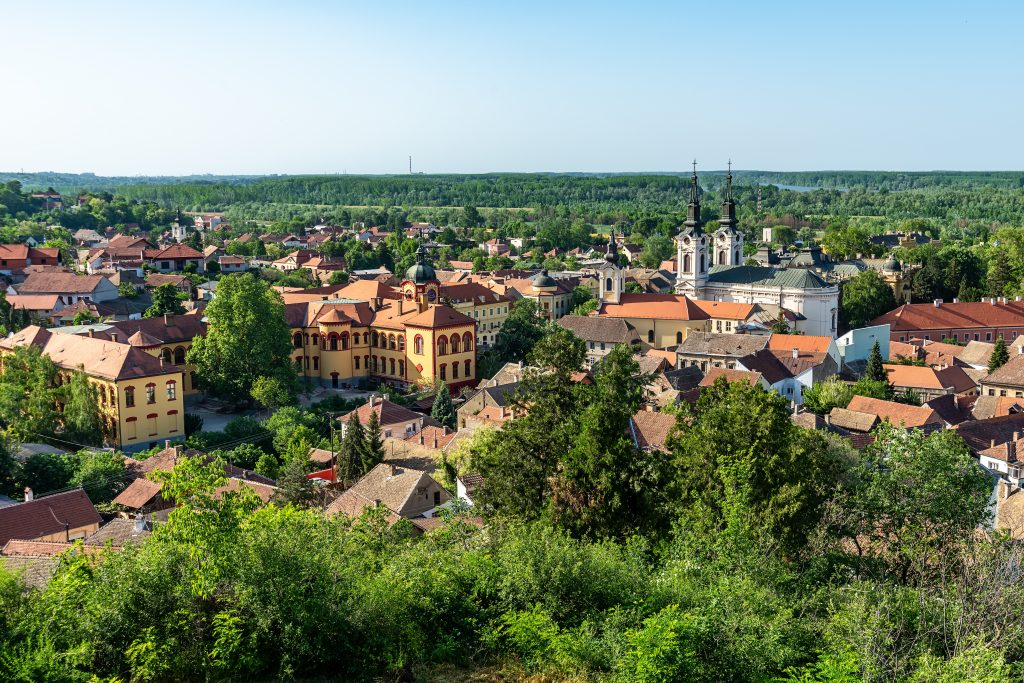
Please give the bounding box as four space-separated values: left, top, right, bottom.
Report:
2 0 1021 175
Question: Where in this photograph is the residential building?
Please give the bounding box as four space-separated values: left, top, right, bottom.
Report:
958 341 997 370
835 324 891 367
980 354 1024 399
498 270 574 320
954 413 1024 454
481 239 510 256
143 244 205 273
676 332 769 372
14 272 118 303
556 315 641 367
0 489 101 546
217 255 247 273
842 395 944 431
630 409 676 453
339 396 430 439
737 336 840 405
0 326 186 452
871 297 1024 344
326 463 451 520
882 363 977 401
458 382 519 430
0 245 61 278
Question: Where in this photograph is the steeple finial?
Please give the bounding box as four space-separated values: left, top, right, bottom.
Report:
689 160 699 205
605 226 619 265
724 159 734 203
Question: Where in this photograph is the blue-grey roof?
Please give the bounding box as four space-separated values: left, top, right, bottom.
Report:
708 265 832 289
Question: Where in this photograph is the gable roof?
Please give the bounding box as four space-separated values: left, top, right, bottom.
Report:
827 407 880 433
0 489 101 546
630 410 676 452
340 397 425 429
882 363 977 393
872 300 1024 332
955 413 1024 452
597 293 709 321
402 304 476 329
767 334 832 354
982 355 1024 388
699 367 763 387
19 272 110 294
846 395 942 429
326 463 447 517
144 244 204 260
691 300 755 320
556 315 640 344
678 332 769 356
958 340 996 367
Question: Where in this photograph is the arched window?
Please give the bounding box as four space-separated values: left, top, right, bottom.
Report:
452 362 459 379
313 357 319 370
372 356 378 373
173 347 186 364
605 277 612 291
166 380 176 400
398 360 405 376
463 332 472 351
440 364 447 380
363 355 369 369
355 356 360 369
699 253 705 273
464 359 471 377
450 333 460 354
437 336 447 355
341 332 349 350
734 249 740 264
389 358 396 375
328 333 338 351
145 383 156 404
293 332 302 348
303 333 310 345
388 334 396 350
718 250 725 265
371 331 378 347
676 331 683 344
294 357 302 368
398 336 405 351
414 335 423 354
683 254 691 273
161 348 172 364
304 357 310 369
648 330 654 344
311 333 319 347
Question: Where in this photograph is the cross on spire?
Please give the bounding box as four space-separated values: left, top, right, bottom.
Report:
692 159 697 176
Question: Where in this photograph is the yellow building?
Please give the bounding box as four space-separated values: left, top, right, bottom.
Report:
285 246 478 391
440 281 511 348
0 326 186 453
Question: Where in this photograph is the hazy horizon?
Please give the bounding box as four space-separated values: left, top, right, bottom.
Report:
3 0 1022 176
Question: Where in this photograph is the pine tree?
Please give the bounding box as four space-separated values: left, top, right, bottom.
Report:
988 250 1012 298
363 410 385 475
431 383 456 430
339 414 366 484
272 451 314 507
865 340 887 382
989 336 1010 373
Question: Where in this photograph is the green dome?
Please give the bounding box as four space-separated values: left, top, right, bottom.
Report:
405 260 437 284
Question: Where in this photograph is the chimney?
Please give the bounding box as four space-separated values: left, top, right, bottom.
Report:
388 463 396 477
88 328 95 337
952 298 959 304
824 413 831 426
159 356 165 368
934 299 943 308
110 332 119 343
1014 432 1020 442
499 406 506 419
991 298 997 306
165 439 172 449
165 314 174 326
991 438 997 448
792 348 799 358
23 486 33 502
418 433 424 445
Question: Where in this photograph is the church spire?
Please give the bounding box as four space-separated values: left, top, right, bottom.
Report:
684 159 703 234
605 226 619 266
719 159 737 232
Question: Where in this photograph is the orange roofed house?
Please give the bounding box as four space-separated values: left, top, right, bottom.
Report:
286 245 478 391
0 244 61 279
0 326 186 453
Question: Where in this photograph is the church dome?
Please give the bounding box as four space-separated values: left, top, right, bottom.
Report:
533 269 557 290
882 257 901 273
405 245 436 284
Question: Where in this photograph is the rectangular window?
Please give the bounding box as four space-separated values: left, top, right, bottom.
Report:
987 332 993 341
166 383 176 400
146 385 155 404
148 415 158 436
125 418 137 440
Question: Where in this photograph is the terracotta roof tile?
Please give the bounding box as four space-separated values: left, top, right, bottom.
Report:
631 410 676 452
872 300 1024 332
847 395 942 429
597 293 709 321
0 490 101 546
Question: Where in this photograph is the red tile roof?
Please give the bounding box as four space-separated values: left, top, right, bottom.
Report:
598 293 709 321
872 300 1024 332
846 395 942 429
0 490 101 546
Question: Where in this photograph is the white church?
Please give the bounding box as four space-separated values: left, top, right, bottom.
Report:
672 168 839 337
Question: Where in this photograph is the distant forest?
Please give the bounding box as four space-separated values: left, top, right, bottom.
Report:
3 170 1024 223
